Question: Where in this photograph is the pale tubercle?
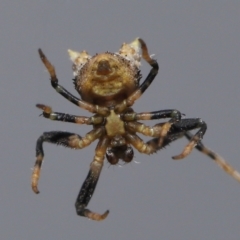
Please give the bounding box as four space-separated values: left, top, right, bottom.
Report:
117 38 142 68
68 49 91 76
68 49 91 65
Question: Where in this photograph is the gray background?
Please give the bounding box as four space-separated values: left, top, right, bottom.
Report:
1 1 240 240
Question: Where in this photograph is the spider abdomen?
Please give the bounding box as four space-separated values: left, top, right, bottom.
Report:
76 53 139 107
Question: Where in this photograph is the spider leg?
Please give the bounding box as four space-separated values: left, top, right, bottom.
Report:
124 132 183 154
185 132 240 183
126 121 172 139
114 39 159 113
31 128 104 194
36 104 104 125
171 118 207 159
124 109 183 147
125 118 206 156
123 109 182 122
38 49 109 116
75 136 110 221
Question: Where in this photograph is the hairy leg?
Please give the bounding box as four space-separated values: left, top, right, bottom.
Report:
75 136 110 221
36 104 104 125
170 118 207 159
125 118 206 159
122 109 182 122
185 132 240 183
31 128 104 193
124 131 184 154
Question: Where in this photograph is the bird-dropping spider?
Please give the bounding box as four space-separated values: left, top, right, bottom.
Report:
32 38 240 221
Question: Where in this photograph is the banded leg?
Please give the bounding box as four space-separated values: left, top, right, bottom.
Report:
171 118 207 159
125 132 184 154
125 121 173 141
125 118 207 157
38 49 109 116
36 104 104 125
75 136 110 221
185 132 240 183
31 128 104 194
114 38 159 113
125 109 183 147
123 109 182 122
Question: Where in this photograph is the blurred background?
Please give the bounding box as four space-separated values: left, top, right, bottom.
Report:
0 1 240 239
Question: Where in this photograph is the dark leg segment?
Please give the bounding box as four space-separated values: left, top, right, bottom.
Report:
75 136 110 221
31 128 104 194
171 118 207 159
125 118 207 157
185 132 240 182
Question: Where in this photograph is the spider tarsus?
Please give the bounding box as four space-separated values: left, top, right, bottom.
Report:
36 104 52 114
172 140 197 160
31 159 42 194
36 103 45 109
172 141 197 160
84 209 109 221
38 48 57 80
31 172 40 194
38 48 44 60
32 186 40 194
184 132 240 183
138 38 158 68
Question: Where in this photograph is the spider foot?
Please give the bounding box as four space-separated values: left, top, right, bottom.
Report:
80 209 110 221
38 49 57 81
138 38 156 66
32 185 40 194
36 104 52 114
172 136 199 160
31 157 41 194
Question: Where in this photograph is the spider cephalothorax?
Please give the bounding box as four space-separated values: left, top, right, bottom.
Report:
32 38 240 221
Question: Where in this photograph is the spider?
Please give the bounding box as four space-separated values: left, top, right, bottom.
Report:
32 38 240 221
